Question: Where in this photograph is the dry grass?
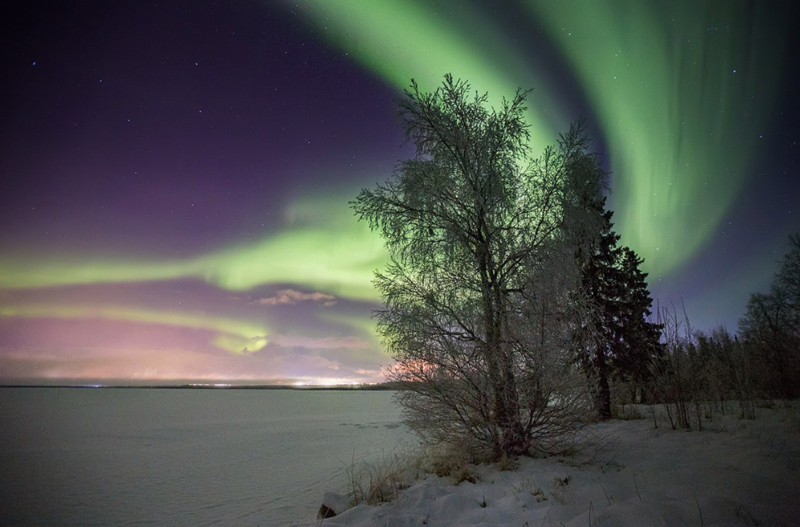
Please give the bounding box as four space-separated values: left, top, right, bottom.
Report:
422 444 478 484
345 449 420 506
345 443 481 507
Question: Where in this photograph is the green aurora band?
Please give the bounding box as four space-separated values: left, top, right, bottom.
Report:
523 0 785 276
0 194 383 354
0 1 789 368
0 304 269 354
0 194 385 300
289 0 787 278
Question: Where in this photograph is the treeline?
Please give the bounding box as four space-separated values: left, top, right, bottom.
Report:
612 235 800 429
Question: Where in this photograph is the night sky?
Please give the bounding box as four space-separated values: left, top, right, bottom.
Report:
1 1 798 384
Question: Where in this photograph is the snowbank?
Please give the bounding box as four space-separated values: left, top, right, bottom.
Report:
296 403 800 526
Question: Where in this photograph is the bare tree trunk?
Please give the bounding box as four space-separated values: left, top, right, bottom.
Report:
597 364 612 419
497 289 528 455
480 249 528 457
480 275 506 456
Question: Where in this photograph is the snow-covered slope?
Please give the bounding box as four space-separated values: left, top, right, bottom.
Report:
301 403 800 526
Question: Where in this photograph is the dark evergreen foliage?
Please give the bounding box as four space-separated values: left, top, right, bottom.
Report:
578 200 663 418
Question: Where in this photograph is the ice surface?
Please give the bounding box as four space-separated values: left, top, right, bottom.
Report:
0 388 414 526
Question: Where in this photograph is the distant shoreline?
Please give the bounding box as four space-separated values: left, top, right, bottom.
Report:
0 383 402 391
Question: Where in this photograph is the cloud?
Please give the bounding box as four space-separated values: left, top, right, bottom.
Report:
354 368 382 376
253 289 336 306
270 334 370 350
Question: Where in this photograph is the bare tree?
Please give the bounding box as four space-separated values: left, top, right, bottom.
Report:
739 234 800 399
353 75 603 458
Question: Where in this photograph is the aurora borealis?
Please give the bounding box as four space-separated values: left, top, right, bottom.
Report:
1 0 798 384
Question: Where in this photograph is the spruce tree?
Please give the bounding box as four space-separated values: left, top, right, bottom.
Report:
580 203 622 418
614 247 663 398
580 201 662 418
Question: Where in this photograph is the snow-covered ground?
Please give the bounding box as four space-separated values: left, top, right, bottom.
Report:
300 403 800 526
0 388 414 526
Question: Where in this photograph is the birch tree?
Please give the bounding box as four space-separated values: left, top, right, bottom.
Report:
353 75 604 458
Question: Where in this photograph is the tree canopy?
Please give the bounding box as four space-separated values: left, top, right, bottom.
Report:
739 234 800 398
353 75 606 457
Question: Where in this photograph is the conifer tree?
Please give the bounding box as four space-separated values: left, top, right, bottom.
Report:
614 247 663 395
579 203 621 418
579 201 662 418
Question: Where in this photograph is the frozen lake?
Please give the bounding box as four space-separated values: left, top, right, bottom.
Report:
0 387 414 526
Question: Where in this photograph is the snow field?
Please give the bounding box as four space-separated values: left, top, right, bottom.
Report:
300 403 800 526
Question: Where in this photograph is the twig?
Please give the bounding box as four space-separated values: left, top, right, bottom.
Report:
633 473 642 502
773 442 785 460
694 490 704 527
599 482 611 505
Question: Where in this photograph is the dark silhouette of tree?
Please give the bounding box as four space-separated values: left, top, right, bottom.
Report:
614 248 663 395
739 235 800 398
353 75 604 458
577 203 621 418
578 201 662 418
